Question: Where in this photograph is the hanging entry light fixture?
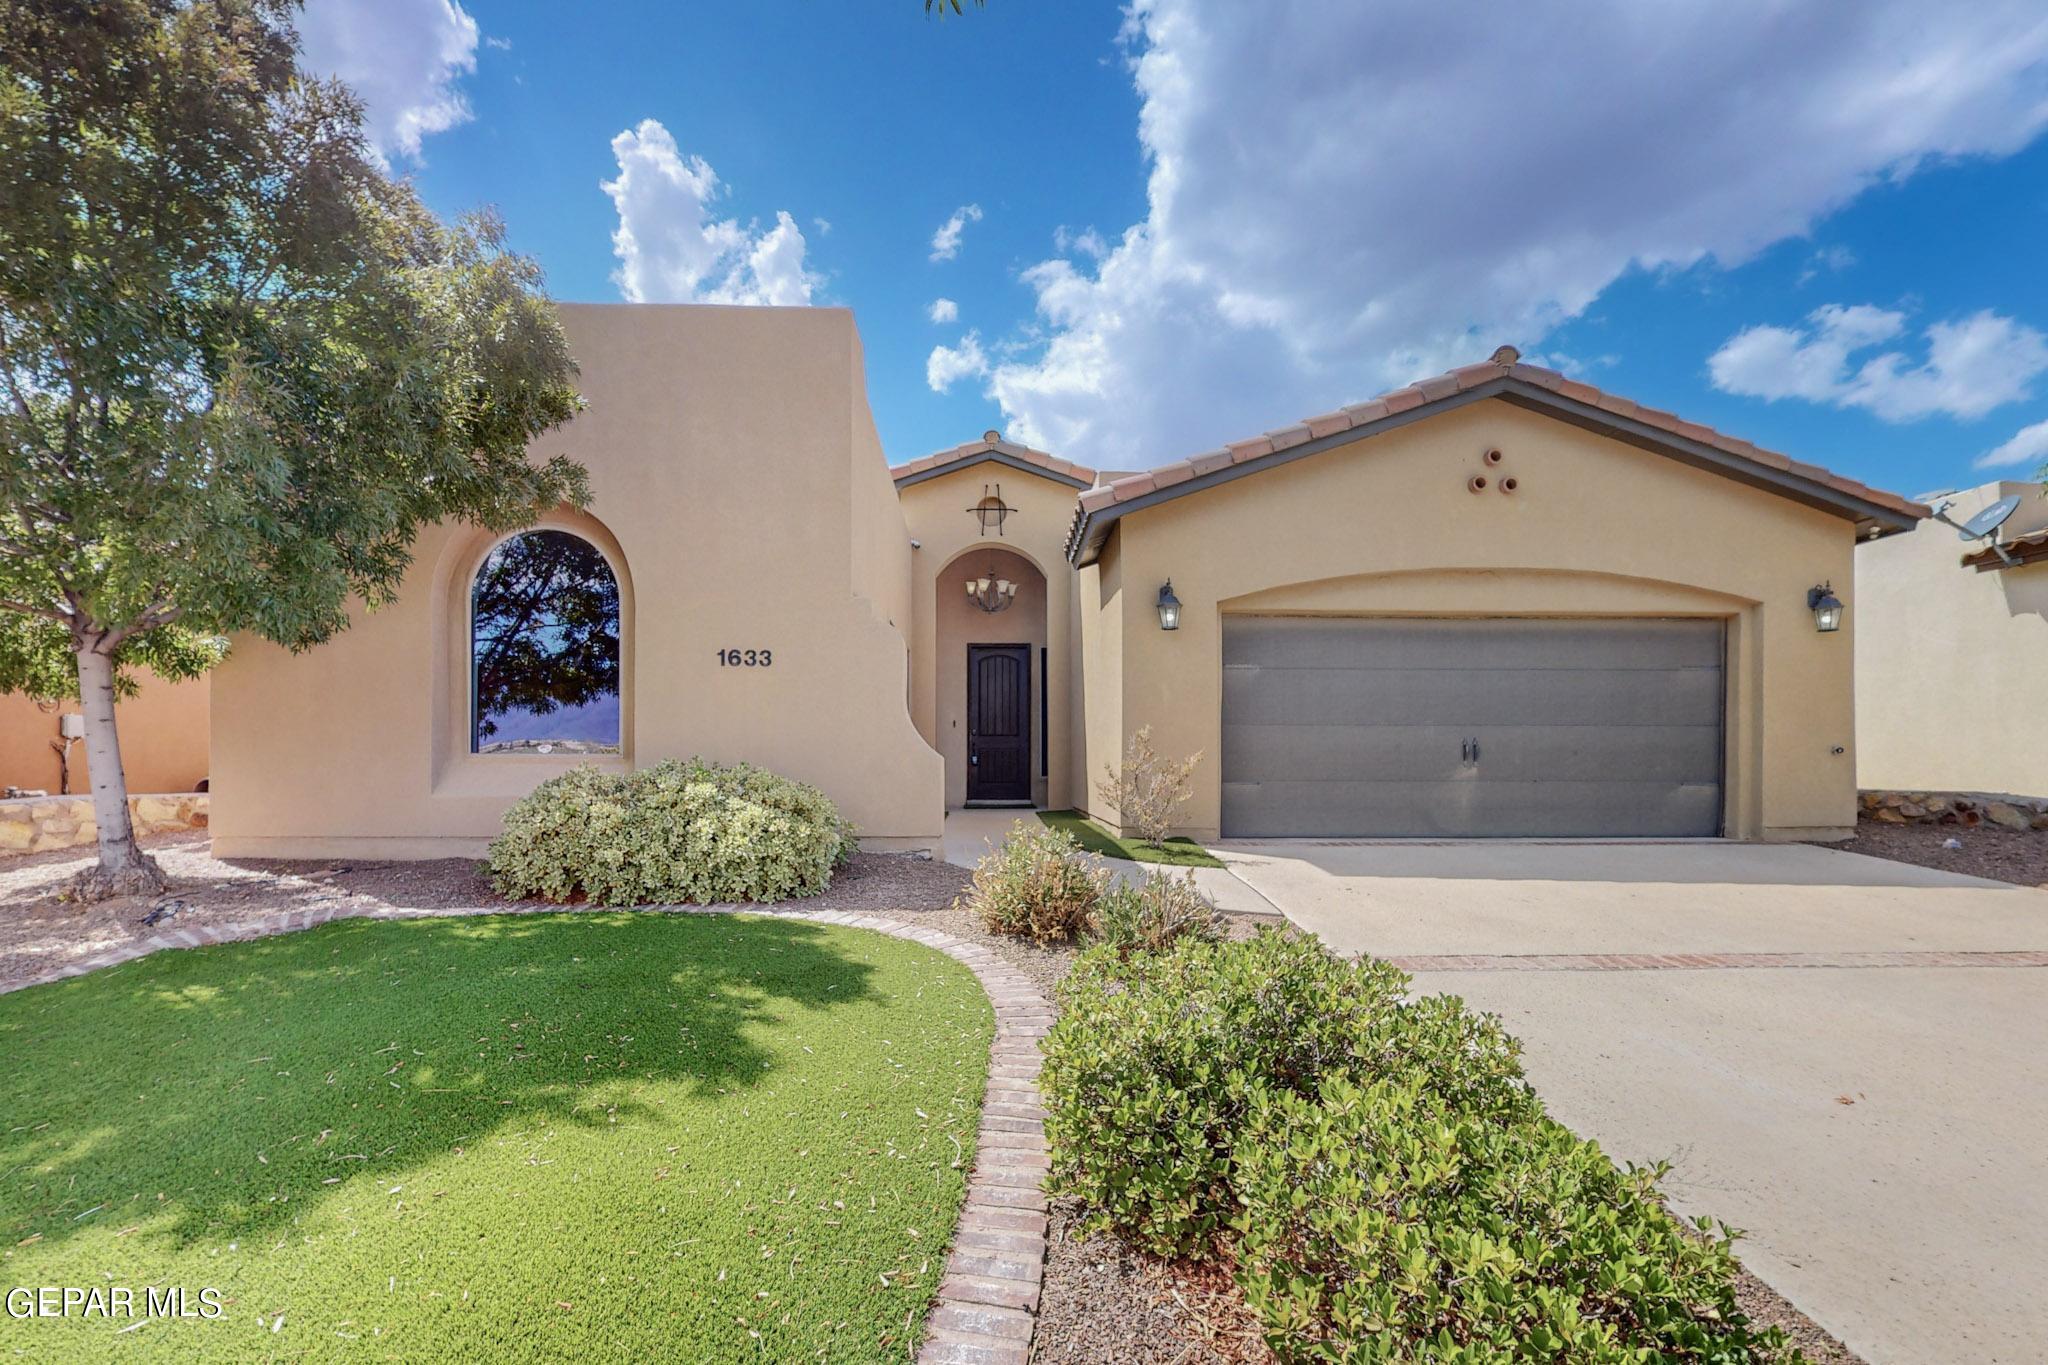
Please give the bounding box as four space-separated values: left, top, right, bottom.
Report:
967 565 1018 614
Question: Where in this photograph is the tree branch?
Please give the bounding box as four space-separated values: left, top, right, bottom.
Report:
97 600 183 653
0 597 74 624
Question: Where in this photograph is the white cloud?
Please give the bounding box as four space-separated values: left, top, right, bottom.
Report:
928 297 960 324
1708 304 1907 404
975 0 2048 466
1978 417 2048 469
602 119 821 306
927 332 990 392
1054 226 1109 260
929 204 984 262
296 0 479 163
1710 306 2048 421
1797 244 1858 285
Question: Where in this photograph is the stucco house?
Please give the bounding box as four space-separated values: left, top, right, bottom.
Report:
1856 478 2048 805
207 304 1925 858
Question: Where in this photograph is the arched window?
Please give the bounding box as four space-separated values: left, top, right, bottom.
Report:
471 530 621 754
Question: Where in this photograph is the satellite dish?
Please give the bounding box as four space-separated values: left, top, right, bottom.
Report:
1928 494 2022 566
1958 494 2021 541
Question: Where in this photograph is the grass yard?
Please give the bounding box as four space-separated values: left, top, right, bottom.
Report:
0 912 992 1362
1037 809 1223 869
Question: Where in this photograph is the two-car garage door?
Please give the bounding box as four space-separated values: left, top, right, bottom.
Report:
1220 617 1724 838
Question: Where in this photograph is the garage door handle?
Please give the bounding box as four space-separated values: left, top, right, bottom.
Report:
1461 738 1471 763
1470 738 1480 762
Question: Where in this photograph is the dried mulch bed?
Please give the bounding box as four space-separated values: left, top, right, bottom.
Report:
1831 817 2048 890
1 836 1862 1362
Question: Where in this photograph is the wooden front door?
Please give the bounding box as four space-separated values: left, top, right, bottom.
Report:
967 645 1032 803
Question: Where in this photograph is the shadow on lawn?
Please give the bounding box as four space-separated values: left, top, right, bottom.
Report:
0 911 883 1253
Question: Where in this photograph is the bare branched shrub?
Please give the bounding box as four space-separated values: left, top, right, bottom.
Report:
1097 726 1200 849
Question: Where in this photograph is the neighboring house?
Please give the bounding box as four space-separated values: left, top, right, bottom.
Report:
0 674 209 797
208 307 1923 858
1856 479 2048 801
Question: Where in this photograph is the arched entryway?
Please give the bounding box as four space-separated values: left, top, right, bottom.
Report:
935 546 1049 807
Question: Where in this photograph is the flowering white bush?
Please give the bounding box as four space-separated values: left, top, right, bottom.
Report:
487 759 855 905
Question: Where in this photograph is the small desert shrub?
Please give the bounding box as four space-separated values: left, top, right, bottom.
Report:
1096 725 1199 849
487 759 854 905
959 821 1109 945
1044 932 1784 1361
1087 869 1221 959
1041 931 1534 1257
1234 1074 1790 1362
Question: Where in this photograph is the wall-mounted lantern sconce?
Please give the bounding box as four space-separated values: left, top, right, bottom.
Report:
1156 580 1182 631
1807 582 1843 633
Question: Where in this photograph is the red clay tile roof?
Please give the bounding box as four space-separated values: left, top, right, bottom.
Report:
1066 347 1927 564
893 432 1096 491
1962 528 2048 572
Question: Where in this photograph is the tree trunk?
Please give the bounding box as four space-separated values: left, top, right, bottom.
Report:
67 641 166 900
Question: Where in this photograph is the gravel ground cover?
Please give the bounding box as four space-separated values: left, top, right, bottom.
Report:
1830 818 2048 889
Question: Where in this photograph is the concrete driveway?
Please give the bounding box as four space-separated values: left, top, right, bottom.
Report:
1218 841 2048 1365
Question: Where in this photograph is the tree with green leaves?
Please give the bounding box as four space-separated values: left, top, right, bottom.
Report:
0 0 586 898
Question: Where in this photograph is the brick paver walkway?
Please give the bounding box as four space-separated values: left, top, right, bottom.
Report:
0 900 1056 1364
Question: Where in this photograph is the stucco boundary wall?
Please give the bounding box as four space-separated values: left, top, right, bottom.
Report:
1861 789 2048 830
0 899 1055 1364
0 793 209 856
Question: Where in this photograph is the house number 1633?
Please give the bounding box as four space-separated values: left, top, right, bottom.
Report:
718 648 772 667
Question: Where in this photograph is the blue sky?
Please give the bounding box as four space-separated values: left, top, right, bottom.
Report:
301 1 2048 500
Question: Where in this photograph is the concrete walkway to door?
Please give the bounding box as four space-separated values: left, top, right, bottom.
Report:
1217 839 2048 1364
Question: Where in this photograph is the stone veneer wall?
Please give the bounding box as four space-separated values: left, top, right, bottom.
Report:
1860 789 2048 830
0 793 209 855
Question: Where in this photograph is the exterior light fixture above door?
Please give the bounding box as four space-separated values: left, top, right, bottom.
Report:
968 566 1018 614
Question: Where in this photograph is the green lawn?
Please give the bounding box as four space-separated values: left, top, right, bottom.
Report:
0 912 992 1362
1037 809 1224 868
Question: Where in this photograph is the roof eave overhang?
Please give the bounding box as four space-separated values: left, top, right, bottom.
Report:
895 449 1092 492
1066 376 1924 566
1963 535 2048 573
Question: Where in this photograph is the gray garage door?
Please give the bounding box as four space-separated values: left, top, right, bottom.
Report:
1220 617 1724 838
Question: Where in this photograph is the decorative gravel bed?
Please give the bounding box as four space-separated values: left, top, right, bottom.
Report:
1830 817 2048 889
1 835 1869 1361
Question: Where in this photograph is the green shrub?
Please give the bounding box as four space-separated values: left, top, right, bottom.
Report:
1041 932 1534 1257
486 758 855 905
1234 1072 1792 1362
958 821 1110 945
1087 868 1222 959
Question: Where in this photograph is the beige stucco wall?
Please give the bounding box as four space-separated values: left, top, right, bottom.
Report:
1 672 210 796
210 304 943 858
848 347 915 651
1073 536 1124 826
899 463 1082 810
1856 480 2048 797
1079 399 1863 842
